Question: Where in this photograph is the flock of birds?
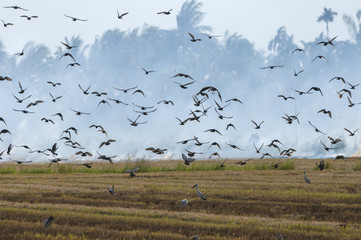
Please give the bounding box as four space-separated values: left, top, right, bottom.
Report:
0 4 360 239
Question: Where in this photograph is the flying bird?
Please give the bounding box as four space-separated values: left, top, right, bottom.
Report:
132 89 145 97
277 95 295 101
259 65 284 69
251 120 264 129
182 153 195 165
329 76 345 84
78 84 91 95
253 142 264 154
127 115 147 126
64 14 87 21
141 67 156 75
59 52 76 62
20 15 38 20
188 33 201 42
317 109 332 118
17 81 28 94
69 107 91 115
344 128 359 136
202 33 221 39
1 19 13 27
317 35 337 46
308 121 326 135
173 81 195 89
311 55 328 63
293 68 304 77
117 10 129 19
47 81 61 87
307 87 323 96
157 9 172 15
113 85 137 93
291 48 306 55
61 42 78 49
49 93 62 102
4 6 28 11
65 62 80 69
125 167 140 177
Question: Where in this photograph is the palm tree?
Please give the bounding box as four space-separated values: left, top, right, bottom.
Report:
317 7 338 37
176 0 212 33
343 10 361 44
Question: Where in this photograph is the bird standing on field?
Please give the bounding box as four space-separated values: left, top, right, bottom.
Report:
193 184 207 200
304 171 311 184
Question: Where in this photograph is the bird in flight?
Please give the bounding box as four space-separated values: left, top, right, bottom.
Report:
4 6 28 11
293 68 304 77
202 33 221 39
64 14 87 21
1 19 13 27
141 67 156 75
259 65 284 69
47 81 61 87
347 96 361 107
78 84 91 95
311 55 328 63
344 128 359 136
188 33 201 42
320 140 338 151
127 115 147 126
157 9 172 15
307 87 323 96
14 49 24 57
113 85 137 93
173 81 195 89
182 153 195 165
277 95 295 101
251 120 264 129
291 48 306 55
69 107 91 115
308 121 326 135
49 93 62 102
329 76 345 84
20 15 38 20
347 82 361 90
61 42 78 49
317 109 332 118
253 142 264 154
117 10 129 19
317 35 337 46
65 62 80 69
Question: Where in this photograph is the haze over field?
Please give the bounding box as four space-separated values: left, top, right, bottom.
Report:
1 0 361 162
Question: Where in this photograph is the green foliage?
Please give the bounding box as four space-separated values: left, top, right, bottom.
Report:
277 160 295 170
353 163 361 171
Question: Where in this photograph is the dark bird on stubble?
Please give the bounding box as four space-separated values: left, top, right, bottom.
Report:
20 15 38 20
108 185 114 195
64 14 87 21
316 160 325 170
344 128 359 136
117 10 129 19
1 19 13 27
308 121 326 135
251 120 264 129
44 216 54 228
17 81 28 94
157 9 172 15
61 42 78 50
188 33 201 42
47 81 61 87
311 55 328 63
335 155 346 161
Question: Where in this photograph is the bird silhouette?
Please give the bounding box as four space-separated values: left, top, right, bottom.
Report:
188 33 201 42
4 6 28 11
329 76 345 84
61 42 78 49
64 14 87 21
141 67 156 74
157 9 172 15
344 128 359 136
304 171 311 184
182 153 195 165
20 15 38 20
202 33 221 39
127 115 147 126
293 68 304 77
317 109 332 118
65 62 80 69
47 81 61 87
173 81 195 89
308 121 326 135
117 10 129 19
49 93 62 102
260 65 284 69
113 85 137 93
251 120 264 129
125 167 140 177
316 160 325 170
253 142 264 154
1 19 13 27
317 35 337 46
69 107 91 115
311 55 328 63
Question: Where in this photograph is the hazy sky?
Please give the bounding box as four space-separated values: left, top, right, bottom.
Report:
0 0 359 53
